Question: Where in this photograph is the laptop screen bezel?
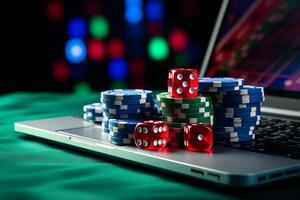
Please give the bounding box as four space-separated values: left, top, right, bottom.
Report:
200 0 300 99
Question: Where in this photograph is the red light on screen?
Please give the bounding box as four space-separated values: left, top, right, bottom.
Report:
169 29 188 51
87 39 106 61
46 0 64 21
129 58 146 77
52 60 69 82
107 38 125 58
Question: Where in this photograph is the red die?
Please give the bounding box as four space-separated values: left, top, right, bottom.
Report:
134 120 169 151
183 123 213 152
168 68 199 98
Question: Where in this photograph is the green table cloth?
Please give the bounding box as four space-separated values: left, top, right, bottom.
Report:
1 92 299 200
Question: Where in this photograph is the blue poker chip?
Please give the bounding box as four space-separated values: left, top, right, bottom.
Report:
103 111 152 119
215 115 261 123
109 125 135 134
101 118 109 129
108 119 140 129
214 125 256 132
214 129 254 138
218 85 264 96
214 102 262 109
199 77 244 88
109 135 135 145
198 85 241 92
214 133 255 143
215 111 261 118
83 103 102 113
214 105 261 114
102 127 110 133
215 96 265 104
102 107 153 115
109 131 134 139
101 89 153 100
101 98 154 106
214 120 260 127
84 111 103 118
102 101 154 110
215 92 264 99
83 113 103 122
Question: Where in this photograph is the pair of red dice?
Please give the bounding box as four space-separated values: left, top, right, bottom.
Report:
168 68 199 98
134 120 213 152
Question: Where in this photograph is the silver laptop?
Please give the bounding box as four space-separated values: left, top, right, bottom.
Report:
14 0 300 186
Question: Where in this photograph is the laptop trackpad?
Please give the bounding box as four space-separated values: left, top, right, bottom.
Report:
57 126 110 144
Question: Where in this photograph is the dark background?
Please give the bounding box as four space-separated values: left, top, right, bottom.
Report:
0 0 220 94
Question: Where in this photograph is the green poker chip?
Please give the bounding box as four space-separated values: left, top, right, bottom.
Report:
158 101 210 109
156 92 211 104
162 111 214 119
161 106 214 115
163 116 213 124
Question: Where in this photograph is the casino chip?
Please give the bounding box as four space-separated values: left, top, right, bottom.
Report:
156 91 214 147
102 117 109 133
100 89 155 124
199 77 244 88
101 89 153 100
198 77 244 93
198 78 265 143
107 119 140 146
83 103 103 124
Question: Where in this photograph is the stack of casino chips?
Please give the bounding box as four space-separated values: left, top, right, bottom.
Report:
198 78 265 143
156 92 214 147
108 119 140 145
100 89 155 145
83 103 103 124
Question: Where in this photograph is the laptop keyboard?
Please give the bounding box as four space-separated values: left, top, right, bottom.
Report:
220 116 300 160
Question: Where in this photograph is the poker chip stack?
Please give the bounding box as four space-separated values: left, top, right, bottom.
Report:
156 92 214 147
198 78 265 143
83 103 103 124
108 119 140 145
100 89 155 145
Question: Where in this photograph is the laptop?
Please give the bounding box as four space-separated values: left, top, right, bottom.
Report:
14 0 300 186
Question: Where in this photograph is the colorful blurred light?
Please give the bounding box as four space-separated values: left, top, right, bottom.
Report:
90 15 109 39
87 39 105 61
125 6 143 24
145 0 164 21
148 36 169 61
169 29 188 51
46 0 64 21
68 17 87 38
52 59 69 82
107 38 125 58
125 0 142 7
111 81 127 89
65 38 87 63
74 82 92 94
108 59 128 80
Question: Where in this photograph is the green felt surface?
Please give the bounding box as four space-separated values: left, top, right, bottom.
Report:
1 92 299 200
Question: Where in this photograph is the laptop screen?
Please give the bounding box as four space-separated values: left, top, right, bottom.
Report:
205 0 300 98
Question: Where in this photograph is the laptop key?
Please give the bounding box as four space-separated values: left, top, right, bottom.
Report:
219 116 300 160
